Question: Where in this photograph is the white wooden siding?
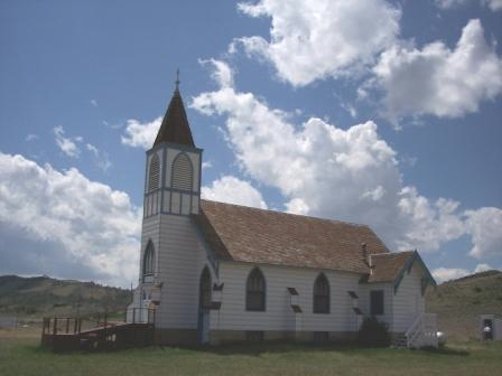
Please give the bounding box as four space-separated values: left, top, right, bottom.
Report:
210 262 362 333
359 282 394 330
392 264 425 332
154 215 210 329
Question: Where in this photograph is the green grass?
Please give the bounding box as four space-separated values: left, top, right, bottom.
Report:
1 333 501 376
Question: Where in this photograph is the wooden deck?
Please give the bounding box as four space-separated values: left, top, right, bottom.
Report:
41 316 155 352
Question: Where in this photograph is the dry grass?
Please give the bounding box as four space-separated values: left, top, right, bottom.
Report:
1 328 501 376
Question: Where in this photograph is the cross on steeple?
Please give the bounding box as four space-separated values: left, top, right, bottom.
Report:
175 69 180 91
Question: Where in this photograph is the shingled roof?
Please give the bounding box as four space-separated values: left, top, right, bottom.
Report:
194 200 390 274
153 87 195 147
366 251 415 283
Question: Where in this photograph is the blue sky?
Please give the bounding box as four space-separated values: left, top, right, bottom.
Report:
0 0 501 287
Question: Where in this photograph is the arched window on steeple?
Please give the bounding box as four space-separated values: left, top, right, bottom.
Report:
143 241 155 282
171 153 193 191
246 267 266 311
148 154 160 192
313 273 330 314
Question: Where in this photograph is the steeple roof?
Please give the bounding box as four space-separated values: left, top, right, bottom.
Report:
153 80 195 148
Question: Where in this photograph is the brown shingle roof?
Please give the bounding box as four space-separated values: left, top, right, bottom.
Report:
194 200 390 274
153 88 195 148
366 251 415 283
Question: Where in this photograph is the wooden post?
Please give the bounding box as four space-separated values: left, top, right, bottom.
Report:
133 308 136 324
78 318 82 334
65 318 70 334
53 318 57 335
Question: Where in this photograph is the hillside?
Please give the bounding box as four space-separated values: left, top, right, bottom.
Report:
0 275 131 318
427 270 502 341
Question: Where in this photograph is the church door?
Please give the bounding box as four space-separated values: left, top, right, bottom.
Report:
198 267 211 344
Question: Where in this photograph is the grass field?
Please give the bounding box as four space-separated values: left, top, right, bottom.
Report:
1 328 501 376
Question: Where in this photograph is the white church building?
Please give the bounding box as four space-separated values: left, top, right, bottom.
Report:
127 82 437 347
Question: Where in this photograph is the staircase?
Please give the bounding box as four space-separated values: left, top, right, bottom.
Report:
405 313 438 348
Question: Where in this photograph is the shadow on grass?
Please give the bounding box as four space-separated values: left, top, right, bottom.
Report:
419 345 470 357
173 342 472 358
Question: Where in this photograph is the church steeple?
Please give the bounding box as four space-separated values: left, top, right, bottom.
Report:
153 71 195 148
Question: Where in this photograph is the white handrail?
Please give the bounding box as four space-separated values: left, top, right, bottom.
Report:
405 313 438 348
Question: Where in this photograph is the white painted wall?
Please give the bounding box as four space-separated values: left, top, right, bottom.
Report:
210 262 362 333
391 264 425 333
359 282 394 330
154 214 213 329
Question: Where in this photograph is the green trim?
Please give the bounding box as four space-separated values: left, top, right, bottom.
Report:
393 250 436 294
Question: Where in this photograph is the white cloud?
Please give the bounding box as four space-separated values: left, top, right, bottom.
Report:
465 207 502 259
432 267 470 283
202 161 213 170
234 0 400 86
432 263 498 283
436 0 502 12
121 117 161 149
90 99 98 107
202 175 268 209
474 263 493 273
86 143 112 172
0 152 141 286
53 126 81 158
25 134 38 142
373 19 502 121
193 60 472 252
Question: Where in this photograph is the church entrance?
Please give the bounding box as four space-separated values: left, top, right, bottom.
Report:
198 267 211 344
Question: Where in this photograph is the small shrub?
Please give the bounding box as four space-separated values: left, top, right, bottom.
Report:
357 317 391 347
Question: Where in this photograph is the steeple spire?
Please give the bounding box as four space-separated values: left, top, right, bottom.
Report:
153 70 195 148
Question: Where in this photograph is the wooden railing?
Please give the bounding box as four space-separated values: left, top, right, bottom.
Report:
405 313 438 348
126 308 156 324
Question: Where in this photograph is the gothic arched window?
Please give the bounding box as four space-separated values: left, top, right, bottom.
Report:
246 268 266 311
199 267 212 310
171 153 193 191
143 241 155 281
313 273 330 314
148 154 160 192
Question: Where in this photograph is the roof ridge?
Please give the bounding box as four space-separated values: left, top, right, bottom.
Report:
201 198 374 229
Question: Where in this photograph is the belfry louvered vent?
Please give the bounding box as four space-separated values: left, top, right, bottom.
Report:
148 154 160 192
171 153 193 191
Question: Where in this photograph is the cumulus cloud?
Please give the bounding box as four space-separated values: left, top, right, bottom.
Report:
202 175 268 209
234 0 400 86
373 19 502 121
193 60 502 258
0 152 141 286
465 207 502 259
86 143 112 172
121 117 161 149
436 0 502 11
432 263 498 283
53 126 81 158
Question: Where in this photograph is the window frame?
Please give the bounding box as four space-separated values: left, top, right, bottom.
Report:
199 267 212 310
370 290 384 316
313 273 330 314
246 267 266 312
142 241 155 282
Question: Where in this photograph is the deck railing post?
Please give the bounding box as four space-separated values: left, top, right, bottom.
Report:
53 318 57 335
66 318 70 334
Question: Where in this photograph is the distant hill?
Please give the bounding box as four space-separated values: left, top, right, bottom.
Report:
427 270 502 341
0 275 131 319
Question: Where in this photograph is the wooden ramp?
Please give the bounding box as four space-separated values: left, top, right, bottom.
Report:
41 317 154 352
